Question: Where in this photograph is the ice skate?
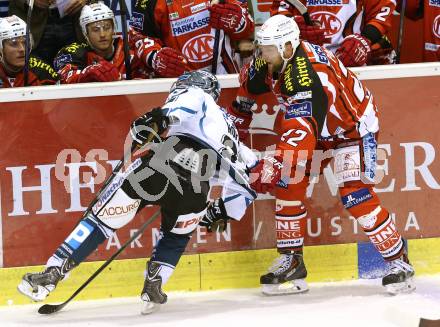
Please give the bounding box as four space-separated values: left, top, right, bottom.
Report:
17 266 63 301
141 261 168 315
382 253 415 295
260 251 308 296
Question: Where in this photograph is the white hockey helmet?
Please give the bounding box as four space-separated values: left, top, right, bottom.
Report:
0 15 27 51
79 2 116 38
256 15 300 60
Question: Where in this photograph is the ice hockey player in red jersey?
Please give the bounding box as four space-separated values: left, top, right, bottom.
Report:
54 3 150 84
0 15 58 88
228 14 415 296
129 0 255 76
403 0 440 61
271 0 397 66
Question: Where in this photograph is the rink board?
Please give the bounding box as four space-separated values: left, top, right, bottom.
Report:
1 237 439 306
1 64 440 268
0 63 439 306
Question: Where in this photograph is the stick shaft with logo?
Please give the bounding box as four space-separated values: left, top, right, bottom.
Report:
211 0 224 75
395 0 407 64
118 0 132 80
24 0 34 86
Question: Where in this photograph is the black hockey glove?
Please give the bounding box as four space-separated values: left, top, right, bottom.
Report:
200 198 231 233
130 107 169 147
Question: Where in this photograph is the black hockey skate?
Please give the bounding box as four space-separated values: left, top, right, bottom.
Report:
17 266 63 301
382 253 415 295
17 258 75 301
141 261 168 315
260 250 308 296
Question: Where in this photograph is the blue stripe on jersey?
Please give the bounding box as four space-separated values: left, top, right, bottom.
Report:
167 106 197 115
224 194 241 203
199 101 208 138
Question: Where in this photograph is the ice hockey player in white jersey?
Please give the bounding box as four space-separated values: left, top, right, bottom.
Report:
17 70 265 314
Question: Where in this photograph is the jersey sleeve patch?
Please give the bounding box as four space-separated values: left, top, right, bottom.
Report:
54 54 73 72
309 43 329 65
130 11 145 30
285 101 313 119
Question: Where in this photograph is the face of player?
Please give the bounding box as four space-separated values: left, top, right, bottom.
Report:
86 19 114 54
2 36 26 71
258 42 294 73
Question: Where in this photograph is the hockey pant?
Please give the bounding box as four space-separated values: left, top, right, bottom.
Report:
47 138 211 284
275 129 404 262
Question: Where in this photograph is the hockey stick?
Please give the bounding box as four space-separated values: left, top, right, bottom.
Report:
419 318 440 327
37 123 160 314
395 0 407 64
118 0 132 80
24 0 35 86
38 208 161 315
76 144 135 223
284 0 313 25
211 0 224 75
78 122 159 221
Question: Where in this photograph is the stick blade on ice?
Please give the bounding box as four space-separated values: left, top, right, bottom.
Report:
38 303 66 315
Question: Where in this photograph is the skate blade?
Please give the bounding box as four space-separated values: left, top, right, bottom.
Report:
17 280 49 302
385 277 416 295
262 279 309 296
141 301 161 315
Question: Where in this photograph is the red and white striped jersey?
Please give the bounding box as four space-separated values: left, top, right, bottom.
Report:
271 0 395 52
238 41 380 141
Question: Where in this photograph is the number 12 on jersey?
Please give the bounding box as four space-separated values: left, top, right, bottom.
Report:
281 128 308 147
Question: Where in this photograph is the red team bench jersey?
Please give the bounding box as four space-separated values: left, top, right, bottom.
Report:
0 56 59 88
54 37 150 83
131 0 254 73
405 0 440 61
271 0 395 52
424 0 440 61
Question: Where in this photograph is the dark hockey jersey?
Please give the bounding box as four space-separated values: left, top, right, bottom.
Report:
0 56 58 88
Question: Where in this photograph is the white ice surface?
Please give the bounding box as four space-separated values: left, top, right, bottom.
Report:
1 275 440 327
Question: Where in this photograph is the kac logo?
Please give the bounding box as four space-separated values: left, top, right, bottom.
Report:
182 34 214 63
433 15 440 38
311 12 342 36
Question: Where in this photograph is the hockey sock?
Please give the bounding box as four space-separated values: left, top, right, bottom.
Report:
358 208 404 261
341 187 404 261
275 199 307 253
151 229 191 267
48 213 115 267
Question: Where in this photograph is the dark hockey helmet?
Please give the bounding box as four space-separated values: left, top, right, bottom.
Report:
171 70 221 102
